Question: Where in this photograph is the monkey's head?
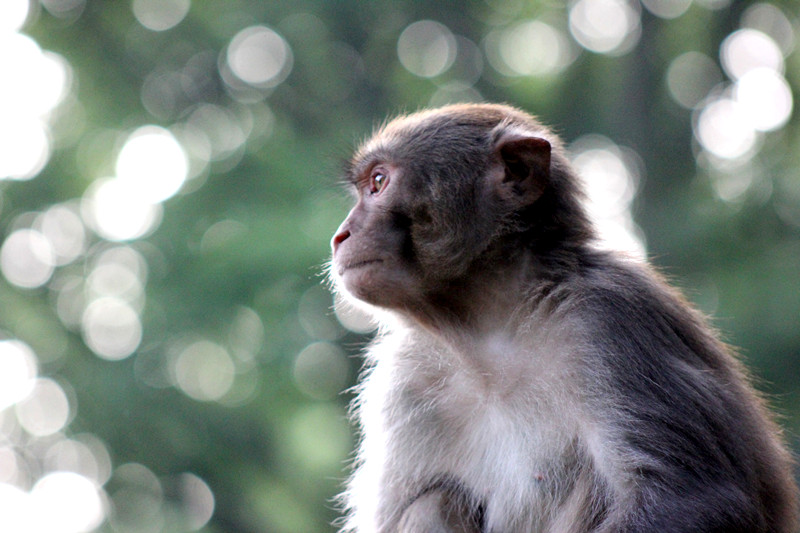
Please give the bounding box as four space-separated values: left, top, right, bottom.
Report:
330 103 593 313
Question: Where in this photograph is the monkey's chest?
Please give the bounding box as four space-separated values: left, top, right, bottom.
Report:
448 400 575 483
398 378 581 527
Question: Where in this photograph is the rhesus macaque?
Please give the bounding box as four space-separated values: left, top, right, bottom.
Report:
329 103 798 533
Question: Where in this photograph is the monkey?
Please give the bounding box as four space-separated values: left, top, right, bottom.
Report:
328 103 799 532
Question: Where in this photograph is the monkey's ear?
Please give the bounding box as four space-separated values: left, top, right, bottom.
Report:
493 137 551 206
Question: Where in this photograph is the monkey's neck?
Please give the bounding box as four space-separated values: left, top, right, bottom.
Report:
406 246 574 340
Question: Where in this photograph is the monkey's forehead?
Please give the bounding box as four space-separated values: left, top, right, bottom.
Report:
358 109 459 157
374 103 516 142
353 103 553 166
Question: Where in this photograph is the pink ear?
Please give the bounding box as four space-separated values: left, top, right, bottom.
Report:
495 136 551 206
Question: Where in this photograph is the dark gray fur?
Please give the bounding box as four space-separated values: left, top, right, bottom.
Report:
330 103 798 532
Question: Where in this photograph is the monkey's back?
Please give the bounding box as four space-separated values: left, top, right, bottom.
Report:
562 252 799 532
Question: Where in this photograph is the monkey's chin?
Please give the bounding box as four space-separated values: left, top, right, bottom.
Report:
338 263 415 309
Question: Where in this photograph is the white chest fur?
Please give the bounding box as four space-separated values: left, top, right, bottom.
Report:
347 328 584 532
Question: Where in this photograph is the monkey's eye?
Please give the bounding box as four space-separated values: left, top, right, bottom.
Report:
369 169 388 195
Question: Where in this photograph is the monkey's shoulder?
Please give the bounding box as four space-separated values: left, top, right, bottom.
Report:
557 256 723 360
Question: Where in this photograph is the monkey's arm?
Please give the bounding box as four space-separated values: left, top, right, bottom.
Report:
397 483 483 533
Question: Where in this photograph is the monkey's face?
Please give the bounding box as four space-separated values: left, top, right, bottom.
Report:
331 104 556 312
330 161 428 309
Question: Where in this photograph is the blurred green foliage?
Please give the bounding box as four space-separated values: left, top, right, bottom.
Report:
0 0 798 531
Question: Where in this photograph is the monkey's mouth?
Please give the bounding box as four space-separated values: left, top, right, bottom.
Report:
339 258 383 274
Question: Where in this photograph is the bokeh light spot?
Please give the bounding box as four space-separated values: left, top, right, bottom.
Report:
0 0 29 32
0 483 30 532
228 306 265 361
31 52 71 116
53 275 87 330
81 177 163 241
695 0 730 8
720 28 783 80
0 33 55 116
31 472 104 533
0 118 51 180
741 3 794 55
0 32 70 181
185 104 247 162
695 98 757 160
79 435 113 486
116 126 188 203
81 297 142 360
200 219 247 253
108 463 164 532
640 0 691 19
40 0 86 20
0 228 55 289
15 378 70 437
495 20 575 76
96 246 148 283
397 20 457 78
293 342 349 400
132 0 190 32
568 0 641 55
0 447 20 485
571 136 645 257
288 404 352 472
448 36 484 85
36 204 86 266
298 285 344 341
87 261 144 305
226 26 293 87
178 473 215 531
0 340 38 411
666 51 723 109
734 68 792 131
173 341 235 402
45 437 110 487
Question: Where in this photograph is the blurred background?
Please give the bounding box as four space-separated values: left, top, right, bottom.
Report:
0 0 798 531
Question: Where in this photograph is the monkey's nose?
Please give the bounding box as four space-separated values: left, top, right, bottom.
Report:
332 229 350 252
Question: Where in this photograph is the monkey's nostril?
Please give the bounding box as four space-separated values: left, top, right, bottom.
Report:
332 229 351 252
